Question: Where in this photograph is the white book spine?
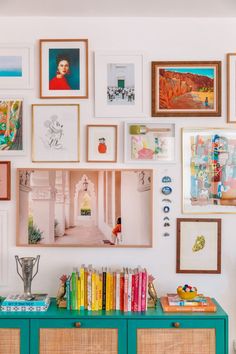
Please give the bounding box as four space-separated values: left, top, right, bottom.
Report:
116 272 120 310
127 272 132 312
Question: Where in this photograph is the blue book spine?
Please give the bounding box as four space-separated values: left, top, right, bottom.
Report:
2 301 48 306
66 278 71 310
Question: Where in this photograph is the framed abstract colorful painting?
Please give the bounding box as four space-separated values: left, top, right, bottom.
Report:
0 98 25 155
182 128 236 213
0 161 11 200
0 44 33 89
176 218 221 274
87 125 117 162
32 104 80 162
152 61 221 117
124 121 175 163
40 39 88 98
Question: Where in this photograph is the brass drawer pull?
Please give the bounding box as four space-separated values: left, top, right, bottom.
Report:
173 322 180 328
74 322 82 328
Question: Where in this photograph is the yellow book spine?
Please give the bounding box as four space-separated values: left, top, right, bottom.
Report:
98 273 103 311
84 270 88 310
106 272 110 311
77 278 81 310
110 272 113 311
92 272 96 311
80 267 84 310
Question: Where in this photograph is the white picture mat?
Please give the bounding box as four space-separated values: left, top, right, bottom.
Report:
95 51 144 117
88 126 116 161
124 121 175 163
180 221 218 271
0 44 33 89
228 55 236 122
182 129 236 213
41 41 87 97
32 105 79 162
0 210 8 285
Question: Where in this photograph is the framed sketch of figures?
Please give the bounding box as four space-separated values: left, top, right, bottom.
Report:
32 104 80 162
95 51 144 117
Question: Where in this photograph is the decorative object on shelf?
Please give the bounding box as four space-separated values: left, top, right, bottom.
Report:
40 39 88 99
227 53 236 122
0 44 33 89
152 61 221 117
176 218 221 274
15 255 40 300
177 284 197 300
87 125 118 162
124 122 175 163
0 161 11 200
162 176 172 183
32 104 80 162
161 186 172 195
16 168 153 247
182 128 236 213
95 51 144 117
147 274 158 308
56 274 68 308
0 98 25 155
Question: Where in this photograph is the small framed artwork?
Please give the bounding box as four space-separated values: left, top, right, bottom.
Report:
0 161 10 200
0 98 25 155
95 51 144 117
124 122 175 163
176 218 221 274
227 53 236 122
183 128 236 213
40 39 88 98
87 125 117 162
16 168 153 247
152 61 221 117
32 104 80 162
0 44 33 89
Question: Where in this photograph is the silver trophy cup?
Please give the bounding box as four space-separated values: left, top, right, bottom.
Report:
15 255 40 300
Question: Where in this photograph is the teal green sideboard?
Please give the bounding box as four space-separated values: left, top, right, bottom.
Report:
0 298 228 354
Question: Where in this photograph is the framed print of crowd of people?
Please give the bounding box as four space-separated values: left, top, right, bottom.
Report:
40 39 88 98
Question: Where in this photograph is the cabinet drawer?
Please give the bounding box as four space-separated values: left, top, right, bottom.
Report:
0 319 29 354
31 318 127 354
128 319 226 354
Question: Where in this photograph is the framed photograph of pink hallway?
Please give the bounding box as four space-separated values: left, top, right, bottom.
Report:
87 125 117 162
0 161 10 200
40 39 88 98
16 168 153 247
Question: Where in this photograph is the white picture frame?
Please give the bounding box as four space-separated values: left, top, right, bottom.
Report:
124 121 175 163
87 125 118 162
0 44 33 89
95 51 144 117
227 53 236 122
0 210 8 285
32 104 80 162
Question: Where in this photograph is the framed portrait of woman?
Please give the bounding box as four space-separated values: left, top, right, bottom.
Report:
40 39 88 99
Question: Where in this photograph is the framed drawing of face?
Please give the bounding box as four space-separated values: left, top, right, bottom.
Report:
87 125 118 162
40 39 88 98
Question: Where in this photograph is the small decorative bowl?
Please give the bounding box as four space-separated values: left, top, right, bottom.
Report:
177 289 197 300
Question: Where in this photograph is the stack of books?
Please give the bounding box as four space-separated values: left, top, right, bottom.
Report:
66 265 148 312
160 293 217 312
1 294 50 312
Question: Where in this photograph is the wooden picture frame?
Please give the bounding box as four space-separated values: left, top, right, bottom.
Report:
16 168 153 248
152 61 221 117
87 125 118 162
32 104 80 162
40 39 88 99
176 218 221 274
227 53 236 122
0 161 11 200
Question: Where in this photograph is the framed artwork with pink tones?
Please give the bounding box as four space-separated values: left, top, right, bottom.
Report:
0 161 11 200
183 128 236 213
152 61 221 117
16 168 153 247
87 125 117 162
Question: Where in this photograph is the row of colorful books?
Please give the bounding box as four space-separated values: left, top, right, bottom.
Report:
160 294 216 312
0 294 50 312
67 265 148 312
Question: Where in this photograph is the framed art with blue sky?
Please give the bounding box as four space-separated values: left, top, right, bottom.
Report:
40 39 88 98
0 44 33 89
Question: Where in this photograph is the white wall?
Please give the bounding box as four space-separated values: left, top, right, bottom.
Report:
0 16 235 352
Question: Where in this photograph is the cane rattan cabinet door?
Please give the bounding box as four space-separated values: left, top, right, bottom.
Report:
128 318 227 354
31 318 127 354
0 319 29 354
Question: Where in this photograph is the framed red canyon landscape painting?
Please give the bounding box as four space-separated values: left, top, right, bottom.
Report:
152 61 221 117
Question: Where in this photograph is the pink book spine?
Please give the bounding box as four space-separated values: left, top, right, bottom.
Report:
133 272 139 312
141 270 147 312
131 274 135 312
138 270 142 312
123 272 128 312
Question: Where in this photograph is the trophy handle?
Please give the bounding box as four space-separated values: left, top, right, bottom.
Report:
32 255 40 280
15 255 23 281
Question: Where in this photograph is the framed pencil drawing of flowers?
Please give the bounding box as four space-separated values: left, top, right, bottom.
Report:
152 61 221 117
40 39 88 98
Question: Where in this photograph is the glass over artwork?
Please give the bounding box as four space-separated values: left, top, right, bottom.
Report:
183 129 236 213
17 168 152 247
